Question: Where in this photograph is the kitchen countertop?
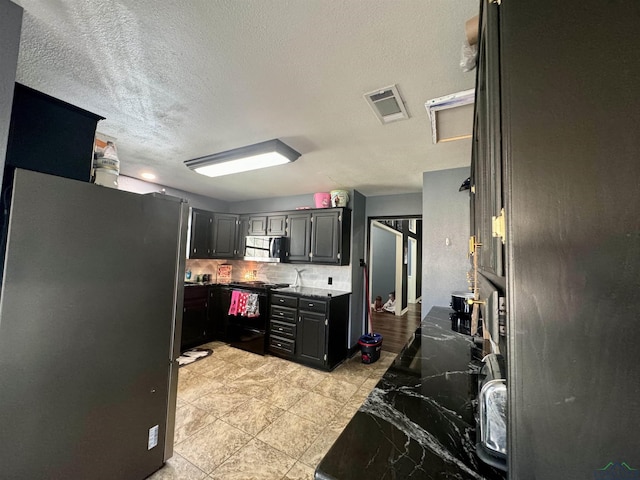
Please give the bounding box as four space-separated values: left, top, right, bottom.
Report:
314 306 507 480
271 286 351 298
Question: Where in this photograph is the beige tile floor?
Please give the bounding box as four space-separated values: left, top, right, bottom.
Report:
148 342 396 480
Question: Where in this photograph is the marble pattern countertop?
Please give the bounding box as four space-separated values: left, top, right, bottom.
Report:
314 306 506 480
272 286 351 298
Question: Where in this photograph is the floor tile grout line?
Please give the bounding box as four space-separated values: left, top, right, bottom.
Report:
172 345 398 479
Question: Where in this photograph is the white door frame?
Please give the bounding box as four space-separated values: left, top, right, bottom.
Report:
407 236 418 303
369 221 404 316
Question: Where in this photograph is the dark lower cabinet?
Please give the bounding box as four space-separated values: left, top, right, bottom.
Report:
181 286 208 351
297 311 326 365
208 286 229 342
268 291 350 371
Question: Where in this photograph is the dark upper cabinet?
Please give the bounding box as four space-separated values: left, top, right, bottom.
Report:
286 209 350 265
211 213 238 258
189 208 213 259
267 215 287 235
311 209 351 265
6 83 103 182
286 212 312 262
471 1 504 284
247 215 267 236
311 210 342 264
187 208 350 264
188 210 238 259
236 215 250 258
247 214 287 236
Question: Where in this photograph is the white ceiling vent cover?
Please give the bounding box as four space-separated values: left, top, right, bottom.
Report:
364 84 409 124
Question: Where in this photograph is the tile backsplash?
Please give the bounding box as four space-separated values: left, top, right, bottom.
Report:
185 259 352 291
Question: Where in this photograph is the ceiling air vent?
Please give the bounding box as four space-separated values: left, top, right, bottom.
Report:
364 84 409 124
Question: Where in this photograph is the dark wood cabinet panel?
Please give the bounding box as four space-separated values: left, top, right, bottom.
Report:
208 286 230 341
6 83 103 183
287 209 350 265
473 0 640 477
266 215 287 235
472 1 504 283
187 208 350 264
247 214 287 236
189 208 212 258
310 210 341 263
188 211 238 259
181 286 208 351
247 215 267 235
268 292 350 370
236 215 249 258
297 311 326 365
286 213 311 262
211 213 238 258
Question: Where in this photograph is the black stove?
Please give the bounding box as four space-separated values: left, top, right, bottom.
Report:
228 281 289 291
221 281 288 356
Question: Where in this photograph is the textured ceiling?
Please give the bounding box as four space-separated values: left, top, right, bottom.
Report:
14 0 477 202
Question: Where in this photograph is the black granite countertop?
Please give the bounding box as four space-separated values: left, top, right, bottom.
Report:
315 306 506 480
272 286 351 298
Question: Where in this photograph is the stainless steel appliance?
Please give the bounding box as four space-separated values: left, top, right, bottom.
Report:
475 353 507 471
0 169 188 479
243 235 286 262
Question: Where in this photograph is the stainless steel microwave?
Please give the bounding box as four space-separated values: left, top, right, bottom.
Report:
243 236 286 262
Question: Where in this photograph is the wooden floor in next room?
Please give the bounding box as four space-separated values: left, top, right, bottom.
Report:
370 302 422 354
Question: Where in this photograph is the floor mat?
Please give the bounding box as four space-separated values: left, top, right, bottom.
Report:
177 348 213 366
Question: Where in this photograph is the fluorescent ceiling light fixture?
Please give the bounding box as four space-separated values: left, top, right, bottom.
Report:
141 172 156 180
184 139 301 178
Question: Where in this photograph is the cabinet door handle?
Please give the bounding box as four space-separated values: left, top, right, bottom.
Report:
309 303 314 307
279 299 284 303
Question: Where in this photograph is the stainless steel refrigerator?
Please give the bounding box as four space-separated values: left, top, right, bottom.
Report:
0 169 187 479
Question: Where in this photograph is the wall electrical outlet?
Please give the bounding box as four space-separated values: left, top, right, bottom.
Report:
328 277 333 285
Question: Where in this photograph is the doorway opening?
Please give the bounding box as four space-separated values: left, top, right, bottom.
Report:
367 216 422 353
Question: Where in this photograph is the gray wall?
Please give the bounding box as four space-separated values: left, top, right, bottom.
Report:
371 224 396 303
422 167 470 318
365 192 422 218
0 0 22 186
229 194 315 214
118 175 230 212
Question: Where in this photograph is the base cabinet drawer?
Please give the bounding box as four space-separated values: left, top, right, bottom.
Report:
299 297 327 314
271 305 296 322
270 319 296 340
271 294 298 309
269 336 295 356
